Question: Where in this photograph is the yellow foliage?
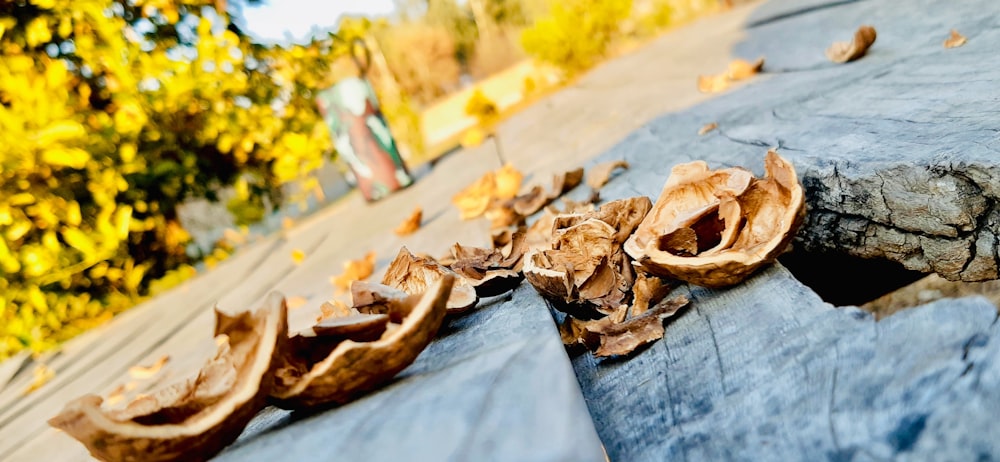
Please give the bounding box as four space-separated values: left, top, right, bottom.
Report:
0 0 348 360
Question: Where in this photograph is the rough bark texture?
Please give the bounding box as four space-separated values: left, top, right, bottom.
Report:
571 0 1000 459
572 265 1000 461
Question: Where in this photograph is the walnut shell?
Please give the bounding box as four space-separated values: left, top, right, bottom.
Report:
269 275 453 409
624 150 805 288
48 293 289 462
382 247 478 313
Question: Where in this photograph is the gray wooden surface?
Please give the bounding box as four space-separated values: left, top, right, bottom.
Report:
570 0 1000 459
0 4 767 460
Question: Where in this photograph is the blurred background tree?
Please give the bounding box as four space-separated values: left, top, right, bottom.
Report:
0 0 722 360
0 0 336 359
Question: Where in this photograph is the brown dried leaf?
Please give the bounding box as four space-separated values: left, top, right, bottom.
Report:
394 207 422 236
944 29 967 48
586 160 630 190
128 355 170 380
511 185 548 216
726 57 764 80
592 296 689 357
270 275 453 409
331 251 376 294
698 74 730 93
698 122 718 136
383 247 478 313
551 167 584 198
485 204 525 229
49 293 288 461
826 25 877 63
626 149 805 287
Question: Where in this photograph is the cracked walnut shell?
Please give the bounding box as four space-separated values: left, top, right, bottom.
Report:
624 150 805 287
48 293 289 462
269 275 453 409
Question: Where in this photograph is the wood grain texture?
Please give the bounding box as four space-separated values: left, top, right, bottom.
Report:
572 265 1000 460
570 0 1000 458
599 0 1000 282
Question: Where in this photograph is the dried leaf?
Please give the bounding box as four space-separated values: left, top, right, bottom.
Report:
625 149 805 287
383 247 478 313
270 275 453 409
826 25 877 63
551 167 585 198
494 164 524 200
23 364 55 395
394 207 422 236
697 74 730 93
128 355 170 380
331 251 376 293
511 185 548 216
452 164 524 220
698 122 718 136
586 160 630 190
49 293 288 462
726 57 764 80
593 296 689 357
944 29 966 48
485 204 525 229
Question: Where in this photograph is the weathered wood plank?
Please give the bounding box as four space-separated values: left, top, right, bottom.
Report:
568 0 1000 458
572 265 999 460
0 236 286 456
621 0 1000 281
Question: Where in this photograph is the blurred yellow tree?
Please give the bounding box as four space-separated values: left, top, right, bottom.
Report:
520 0 633 74
0 0 341 360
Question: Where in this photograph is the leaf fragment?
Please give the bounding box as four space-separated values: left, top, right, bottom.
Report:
826 25 877 63
726 57 764 80
697 74 730 93
331 251 376 294
943 29 966 48
698 122 718 136
394 207 423 236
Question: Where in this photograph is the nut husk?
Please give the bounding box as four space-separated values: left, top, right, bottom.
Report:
625 149 805 287
48 293 289 462
383 247 478 313
269 275 454 409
